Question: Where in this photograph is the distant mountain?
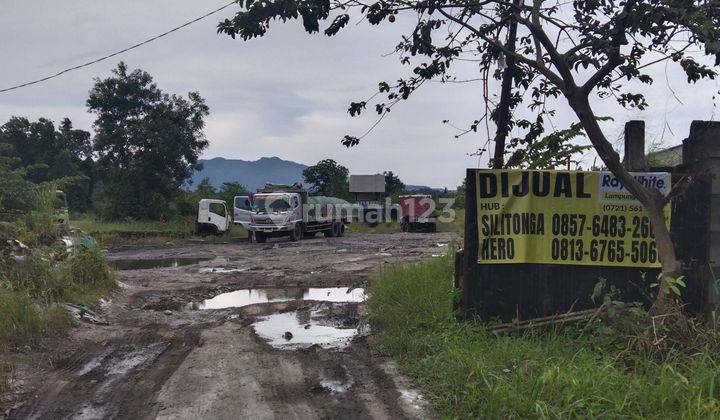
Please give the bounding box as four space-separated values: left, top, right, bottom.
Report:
189 157 308 191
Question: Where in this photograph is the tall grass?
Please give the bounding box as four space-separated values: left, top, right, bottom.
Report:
0 245 115 351
0 290 43 348
366 253 720 418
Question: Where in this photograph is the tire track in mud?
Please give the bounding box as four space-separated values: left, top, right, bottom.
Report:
5 233 450 419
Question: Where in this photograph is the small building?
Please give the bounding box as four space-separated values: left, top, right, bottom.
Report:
349 174 385 203
646 144 683 168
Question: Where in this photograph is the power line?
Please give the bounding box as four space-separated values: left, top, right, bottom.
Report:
0 1 236 94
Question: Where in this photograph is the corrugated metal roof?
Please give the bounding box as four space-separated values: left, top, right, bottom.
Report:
349 174 385 193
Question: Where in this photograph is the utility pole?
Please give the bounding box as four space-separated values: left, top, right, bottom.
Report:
491 0 521 169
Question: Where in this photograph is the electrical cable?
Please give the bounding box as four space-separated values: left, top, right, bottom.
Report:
0 1 236 94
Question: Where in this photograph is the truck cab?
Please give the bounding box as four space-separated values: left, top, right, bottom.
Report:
399 194 438 232
247 183 348 243
249 192 303 241
197 199 231 235
233 195 253 228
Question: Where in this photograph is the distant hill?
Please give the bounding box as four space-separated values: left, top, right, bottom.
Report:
405 184 447 193
189 157 308 191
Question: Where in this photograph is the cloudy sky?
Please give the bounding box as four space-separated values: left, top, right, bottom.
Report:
1 0 718 188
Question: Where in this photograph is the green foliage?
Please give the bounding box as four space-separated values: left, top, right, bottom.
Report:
652 275 687 299
0 117 92 212
453 181 466 209
383 171 405 199
505 122 592 170
217 182 250 207
0 288 73 351
0 289 43 349
59 245 116 304
302 159 349 198
88 62 210 220
367 254 720 418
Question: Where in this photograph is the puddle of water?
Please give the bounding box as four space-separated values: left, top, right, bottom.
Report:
399 389 427 411
252 311 357 349
110 257 210 270
319 367 354 393
198 267 248 274
193 287 366 310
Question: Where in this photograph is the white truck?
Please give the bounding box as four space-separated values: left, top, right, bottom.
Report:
247 184 350 243
196 198 231 235
233 195 253 228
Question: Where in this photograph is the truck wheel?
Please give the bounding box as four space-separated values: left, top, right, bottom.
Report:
324 222 339 238
255 232 267 243
337 223 346 237
290 223 302 241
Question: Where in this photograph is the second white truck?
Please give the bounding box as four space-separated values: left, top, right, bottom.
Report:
247 184 350 243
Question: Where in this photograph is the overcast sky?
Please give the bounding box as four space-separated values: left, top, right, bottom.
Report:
1 1 718 188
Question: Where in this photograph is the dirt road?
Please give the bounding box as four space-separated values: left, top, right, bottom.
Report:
5 232 453 419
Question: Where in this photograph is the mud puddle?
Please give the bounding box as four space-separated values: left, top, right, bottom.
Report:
252 310 358 349
190 287 366 310
111 257 211 270
317 365 354 394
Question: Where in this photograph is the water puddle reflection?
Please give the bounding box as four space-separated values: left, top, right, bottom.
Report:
252 311 357 349
111 257 210 270
192 287 366 310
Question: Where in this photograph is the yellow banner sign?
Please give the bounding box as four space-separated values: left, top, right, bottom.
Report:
475 170 671 267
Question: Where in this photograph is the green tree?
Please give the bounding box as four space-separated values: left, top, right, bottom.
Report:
303 159 349 198
87 62 209 220
218 181 250 206
383 171 405 198
505 123 592 170
219 0 720 305
195 178 217 197
0 117 93 212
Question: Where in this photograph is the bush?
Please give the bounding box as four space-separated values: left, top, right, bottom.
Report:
4 254 57 301
60 245 116 304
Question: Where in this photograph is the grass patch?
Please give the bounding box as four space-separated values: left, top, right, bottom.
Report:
366 253 720 418
0 244 114 352
346 221 401 234
346 209 465 235
71 215 248 246
0 290 43 348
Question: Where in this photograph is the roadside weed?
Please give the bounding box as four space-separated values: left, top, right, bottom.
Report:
367 253 720 418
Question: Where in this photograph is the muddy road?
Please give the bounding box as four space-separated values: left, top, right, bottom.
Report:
5 232 453 419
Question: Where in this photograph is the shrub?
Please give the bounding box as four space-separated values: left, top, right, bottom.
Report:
59 245 116 304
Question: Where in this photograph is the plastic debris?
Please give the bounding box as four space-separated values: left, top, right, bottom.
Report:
64 303 109 325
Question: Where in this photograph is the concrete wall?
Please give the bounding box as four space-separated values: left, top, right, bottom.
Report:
683 121 720 271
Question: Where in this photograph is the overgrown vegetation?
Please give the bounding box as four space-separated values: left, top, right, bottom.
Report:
366 254 720 418
0 156 116 392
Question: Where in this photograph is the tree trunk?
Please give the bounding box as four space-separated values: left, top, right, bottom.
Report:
491 0 521 169
567 95 681 307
